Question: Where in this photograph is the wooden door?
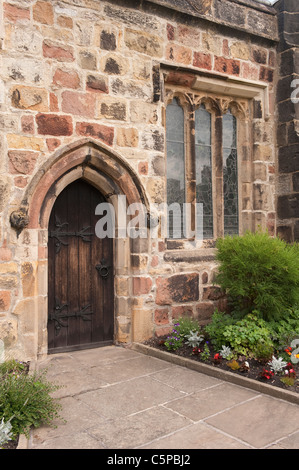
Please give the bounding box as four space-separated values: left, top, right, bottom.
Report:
48 179 114 353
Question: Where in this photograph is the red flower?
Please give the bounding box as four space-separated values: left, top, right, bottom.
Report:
261 368 274 380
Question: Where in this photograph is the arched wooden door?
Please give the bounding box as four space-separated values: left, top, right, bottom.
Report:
47 179 114 353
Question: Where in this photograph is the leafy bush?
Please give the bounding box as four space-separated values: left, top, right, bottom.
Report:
175 317 201 338
205 312 274 357
204 309 236 349
164 317 202 351
267 307 299 351
215 231 299 321
0 366 63 438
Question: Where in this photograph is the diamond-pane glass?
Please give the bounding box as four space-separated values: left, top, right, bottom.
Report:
223 111 238 235
195 105 213 239
166 98 185 238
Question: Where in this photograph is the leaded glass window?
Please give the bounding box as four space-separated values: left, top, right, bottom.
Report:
223 111 239 235
166 98 185 238
165 95 240 241
195 105 213 239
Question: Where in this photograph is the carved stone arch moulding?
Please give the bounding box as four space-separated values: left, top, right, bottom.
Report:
220 99 249 120
9 138 151 233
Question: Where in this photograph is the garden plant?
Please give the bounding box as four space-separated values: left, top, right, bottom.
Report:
0 359 63 447
153 232 299 391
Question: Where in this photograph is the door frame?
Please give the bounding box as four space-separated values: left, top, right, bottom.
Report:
13 140 151 360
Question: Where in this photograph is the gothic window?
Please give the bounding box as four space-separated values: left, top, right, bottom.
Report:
166 93 242 240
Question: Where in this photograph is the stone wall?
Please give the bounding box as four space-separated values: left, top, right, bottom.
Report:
0 0 279 360
275 0 299 242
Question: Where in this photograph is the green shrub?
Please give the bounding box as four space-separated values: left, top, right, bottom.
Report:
175 317 201 338
205 312 274 357
164 317 202 351
215 231 299 321
204 310 235 349
267 306 299 351
0 366 63 438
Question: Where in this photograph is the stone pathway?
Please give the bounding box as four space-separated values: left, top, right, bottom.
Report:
27 345 299 449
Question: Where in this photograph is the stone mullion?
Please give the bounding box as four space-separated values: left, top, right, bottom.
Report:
185 99 196 239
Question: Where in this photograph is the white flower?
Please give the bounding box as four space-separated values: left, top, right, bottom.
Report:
268 356 287 373
185 330 204 348
219 345 233 359
0 418 13 446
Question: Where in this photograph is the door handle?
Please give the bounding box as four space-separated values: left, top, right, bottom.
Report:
95 259 110 279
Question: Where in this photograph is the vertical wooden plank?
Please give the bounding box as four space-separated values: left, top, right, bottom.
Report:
78 180 93 346
48 187 69 351
66 182 80 348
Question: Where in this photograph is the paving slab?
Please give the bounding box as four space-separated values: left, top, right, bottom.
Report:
27 345 299 450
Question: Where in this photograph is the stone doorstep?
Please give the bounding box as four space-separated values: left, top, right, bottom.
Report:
131 343 299 407
18 343 299 449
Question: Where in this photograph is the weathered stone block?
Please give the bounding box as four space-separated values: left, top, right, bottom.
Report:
76 122 114 146
11 85 49 111
86 74 108 93
21 115 34 134
100 30 117 51
43 40 74 62
253 183 270 211
0 319 17 348
293 172 299 192
4 3 30 22
79 51 97 70
21 262 36 297
8 150 37 175
133 277 152 295
171 305 193 319
259 66 274 83
111 78 151 100
154 308 169 325
36 113 73 136
53 68 80 89
61 90 95 117
214 56 240 76
116 127 139 147
156 273 199 305
33 1 54 25
252 47 267 64
6 134 45 151
0 291 11 311
202 286 224 301
278 144 299 173
98 96 127 121
277 194 299 219
193 52 212 70
130 101 158 124
166 44 192 65
125 28 162 57
230 41 250 60
141 130 164 152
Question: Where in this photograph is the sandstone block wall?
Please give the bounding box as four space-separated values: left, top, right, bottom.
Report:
0 0 279 359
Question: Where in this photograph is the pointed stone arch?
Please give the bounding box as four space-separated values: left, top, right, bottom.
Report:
10 139 153 359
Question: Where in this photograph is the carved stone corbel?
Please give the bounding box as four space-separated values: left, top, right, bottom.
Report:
10 204 29 235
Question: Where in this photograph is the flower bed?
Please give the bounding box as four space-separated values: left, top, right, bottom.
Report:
144 315 299 394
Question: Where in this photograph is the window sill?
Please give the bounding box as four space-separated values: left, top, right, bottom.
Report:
163 247 216 263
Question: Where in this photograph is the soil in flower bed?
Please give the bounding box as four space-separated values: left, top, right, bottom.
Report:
144 337 299 394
